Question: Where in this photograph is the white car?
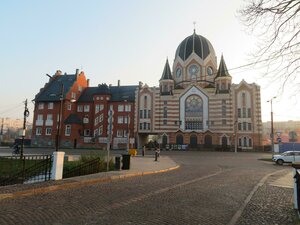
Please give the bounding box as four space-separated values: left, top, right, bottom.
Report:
272 151 300 165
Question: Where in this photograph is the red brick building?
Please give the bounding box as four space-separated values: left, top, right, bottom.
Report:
31 69 137 149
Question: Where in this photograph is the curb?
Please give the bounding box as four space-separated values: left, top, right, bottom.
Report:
0 165 180 200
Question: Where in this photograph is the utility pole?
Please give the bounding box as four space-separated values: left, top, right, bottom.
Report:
267 96 276 154
21 99 30 157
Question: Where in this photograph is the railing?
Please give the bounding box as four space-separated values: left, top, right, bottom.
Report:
63 157 101 178
0 155 52 186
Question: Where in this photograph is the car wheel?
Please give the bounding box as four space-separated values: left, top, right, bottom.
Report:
276 159 284 165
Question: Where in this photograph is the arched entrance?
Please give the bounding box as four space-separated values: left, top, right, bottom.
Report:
222 136 227 149
204 135 212 147
176 134 183 145
162 135 168 148
190 135 198 148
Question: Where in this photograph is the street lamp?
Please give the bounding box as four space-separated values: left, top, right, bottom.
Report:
267 96 276 154
46 74 64 152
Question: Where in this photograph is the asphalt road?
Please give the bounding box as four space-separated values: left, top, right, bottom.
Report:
0 150 297 225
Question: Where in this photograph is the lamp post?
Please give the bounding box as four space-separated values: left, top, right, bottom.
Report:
267 96 276 154
46 74 64 152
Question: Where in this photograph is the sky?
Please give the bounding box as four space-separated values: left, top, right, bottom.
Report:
1 0 300 123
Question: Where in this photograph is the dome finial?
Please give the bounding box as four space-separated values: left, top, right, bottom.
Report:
193 21 196 33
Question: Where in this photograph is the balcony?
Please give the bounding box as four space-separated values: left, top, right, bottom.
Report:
35 120 43 126
45 120 53 126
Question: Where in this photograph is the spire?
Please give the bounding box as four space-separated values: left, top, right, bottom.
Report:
160 58 173 80
216 54 231 77
192 21 196 52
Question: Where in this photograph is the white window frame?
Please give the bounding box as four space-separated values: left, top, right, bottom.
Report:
46 114 53 121
37 114 43 121
48 102 53 109
67 103 71 111
77 105 83 112
38 103 44 110
125 105 131 112
118 116 124 124
45 127 52 135
94 116 99 126
84 105 90 112
99 114 104 122
117 130 123 137
65 125 71 136
36 127 42 135
118 105 124 112
99 125 103 135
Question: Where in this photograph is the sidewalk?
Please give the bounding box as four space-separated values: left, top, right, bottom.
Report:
0 155 179 200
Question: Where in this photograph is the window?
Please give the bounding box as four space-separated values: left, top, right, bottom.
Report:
37 114 43 121
222 119 226 125
65 125 71 136
99 126 103 135
124 116 129 124
248 108 251 118
238 123 242 131
67 103 71 111
77 105 83 112
140 110 143 118
83 115 89 124
124 130 128 137
95 104 104 113
38 103 44 109
243 137 247 146
143 122 147 129
238 138 242 146
125 105 131 112
94 116 99 126
118 105 124 112
36 127 42 135
144 109 147 118
117 130 123 137
139 123 142 130
118 116 124 124
144 95 147 102
48 102 53 109
249 138 252 147
46 114 53 121
163 107 167 118
99 114 103 122
163 120 167 125
243 122 247 130
45 128 52 135
242 107 246 118
222 105 226 117
248 123 252 131
71 92 76 99
147 123 150 130
84 129 90 136
84 105 90 112
238 108 241 118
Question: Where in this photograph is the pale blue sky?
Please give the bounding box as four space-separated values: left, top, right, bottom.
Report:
1 0 299 122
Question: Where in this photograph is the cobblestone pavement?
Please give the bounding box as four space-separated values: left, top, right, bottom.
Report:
0 151 298 225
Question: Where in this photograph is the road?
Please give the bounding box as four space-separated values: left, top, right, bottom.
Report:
0 150 297 225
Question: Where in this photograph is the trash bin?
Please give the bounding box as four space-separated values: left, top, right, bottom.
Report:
122 154 131 170
115 156 121 170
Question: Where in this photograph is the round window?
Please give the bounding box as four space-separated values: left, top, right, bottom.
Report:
207 66 213 76
189 65 199 76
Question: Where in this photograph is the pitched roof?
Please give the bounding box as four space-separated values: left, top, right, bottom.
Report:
160 59 173 81
34 74 76 102
64 114 82 125
216 55 231 78
77 85 138 103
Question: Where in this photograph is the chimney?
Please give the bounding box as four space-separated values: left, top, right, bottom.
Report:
118 80 120 87
55 70 62 76
87 79 90 87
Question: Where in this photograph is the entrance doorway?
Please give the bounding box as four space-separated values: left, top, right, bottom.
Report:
190 135 198 148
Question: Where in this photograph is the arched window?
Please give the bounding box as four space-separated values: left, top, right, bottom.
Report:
222 136 227 147
249 138 252 147
185 95 203 130
176 134 183 145
190 135 197 148
243 137 247 146
204 135 212 147
162 135 168 148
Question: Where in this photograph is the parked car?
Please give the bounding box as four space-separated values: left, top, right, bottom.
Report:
272 151 300 165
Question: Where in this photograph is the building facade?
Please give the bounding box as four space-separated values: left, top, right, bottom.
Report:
135 31 262 150
31 30 262 150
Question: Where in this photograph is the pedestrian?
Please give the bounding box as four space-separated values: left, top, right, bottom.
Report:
155 147 160 157
142 145 146 157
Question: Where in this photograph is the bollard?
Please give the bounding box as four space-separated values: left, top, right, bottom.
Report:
155 151 158 161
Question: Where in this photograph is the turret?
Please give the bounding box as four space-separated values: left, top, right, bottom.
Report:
159 58 174 95
215 55 232 93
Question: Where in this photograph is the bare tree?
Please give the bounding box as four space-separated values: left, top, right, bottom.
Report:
239 0 300 93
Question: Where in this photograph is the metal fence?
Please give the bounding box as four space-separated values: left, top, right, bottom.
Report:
63 157 101 178
0 155 52 186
